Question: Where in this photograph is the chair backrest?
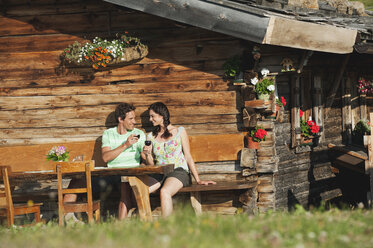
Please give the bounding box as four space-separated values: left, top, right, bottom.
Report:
0 166 14 211
55 161 95 210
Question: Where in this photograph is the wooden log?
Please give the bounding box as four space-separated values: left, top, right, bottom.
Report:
313 74 324 144
342 77 353 144
257 146 276 157
291 75 300 148
240 148 257 168
0 91 236 111
242 168 256 176
0 79 229 97
258 192 275 203
256 162 278 173
257 183 274 193
325 54 350 119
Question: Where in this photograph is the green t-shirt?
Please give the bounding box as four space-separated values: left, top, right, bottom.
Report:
101 127 145 168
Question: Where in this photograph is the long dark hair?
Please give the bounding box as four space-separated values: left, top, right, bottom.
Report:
148 102 172 139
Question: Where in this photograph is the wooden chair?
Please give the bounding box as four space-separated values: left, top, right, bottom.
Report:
55 161 100 226
0 166 42 227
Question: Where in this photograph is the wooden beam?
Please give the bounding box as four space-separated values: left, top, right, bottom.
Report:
313 75 324 143
325 54 350 119
291 76 300 148
263 16 357 54
341 77 353 144
367 113 373 205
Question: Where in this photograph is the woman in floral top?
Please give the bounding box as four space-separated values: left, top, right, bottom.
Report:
142 102 215 217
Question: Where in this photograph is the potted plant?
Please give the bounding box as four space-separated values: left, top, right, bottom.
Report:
60 33 148 70
223 56 242 81
247 126 267 149
353 119 371 146
300 110 320 146
252 69 275 100
46 146 69 162
357 77 373 96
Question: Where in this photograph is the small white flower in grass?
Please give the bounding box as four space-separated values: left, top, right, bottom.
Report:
261 68 270 77
267 85 275 91
307 232 316 239
251 77 258 85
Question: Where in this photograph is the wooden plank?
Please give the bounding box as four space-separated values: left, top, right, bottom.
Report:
328 143 368 161
189 133 244 162
0 105 239 121
0 133 244 172
179 181 256 192
263 16 357 54
0 79 229 97
0 91 235 111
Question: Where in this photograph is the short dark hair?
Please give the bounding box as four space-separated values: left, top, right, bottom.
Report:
115 103 136 123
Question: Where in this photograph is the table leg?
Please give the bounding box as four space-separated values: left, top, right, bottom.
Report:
128 176 153 221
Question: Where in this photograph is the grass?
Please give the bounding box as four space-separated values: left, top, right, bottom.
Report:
352 0 373 10
1 205 373 248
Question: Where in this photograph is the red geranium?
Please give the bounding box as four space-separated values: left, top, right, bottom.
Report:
255 129 267 140
300 110 303 118
250 126 267 142
281 96 287 106
307 120 315 126
310 124 320 134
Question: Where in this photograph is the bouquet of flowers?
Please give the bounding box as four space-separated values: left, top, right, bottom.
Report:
46 146 69 162
249 126 267 142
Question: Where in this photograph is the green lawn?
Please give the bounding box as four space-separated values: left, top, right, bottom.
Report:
1 206 373 248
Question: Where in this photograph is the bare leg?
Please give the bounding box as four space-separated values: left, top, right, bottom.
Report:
63 178 83 203
160 177 183 217
147 176 162 194
118 182 134 220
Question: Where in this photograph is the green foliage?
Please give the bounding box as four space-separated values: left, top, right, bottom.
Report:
354 119 371 135
254 77 275 95
223 56 241 78
301 120 311 137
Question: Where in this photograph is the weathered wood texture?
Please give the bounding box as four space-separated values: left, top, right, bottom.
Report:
0 0 247 146
266 61 348 210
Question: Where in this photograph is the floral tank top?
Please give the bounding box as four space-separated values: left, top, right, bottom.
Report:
147 127 189 172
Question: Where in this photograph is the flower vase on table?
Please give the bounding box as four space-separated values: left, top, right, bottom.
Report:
46 146 70 162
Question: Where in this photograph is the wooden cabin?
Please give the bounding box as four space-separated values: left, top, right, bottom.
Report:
1 0 372 218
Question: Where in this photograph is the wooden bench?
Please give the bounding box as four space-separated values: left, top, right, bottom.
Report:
0 132 253 215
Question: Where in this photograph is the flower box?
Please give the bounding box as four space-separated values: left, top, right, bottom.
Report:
60 34 148 70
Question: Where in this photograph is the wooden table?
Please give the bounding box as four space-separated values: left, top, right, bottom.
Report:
10 164 174 221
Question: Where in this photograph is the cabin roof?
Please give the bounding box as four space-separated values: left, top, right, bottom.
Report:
104 0 373 54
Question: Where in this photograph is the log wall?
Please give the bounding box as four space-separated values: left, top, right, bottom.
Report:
0 0 246 147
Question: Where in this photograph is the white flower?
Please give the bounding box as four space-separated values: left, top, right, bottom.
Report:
267 85 275 91
261 68 270 77
250 77 258 85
